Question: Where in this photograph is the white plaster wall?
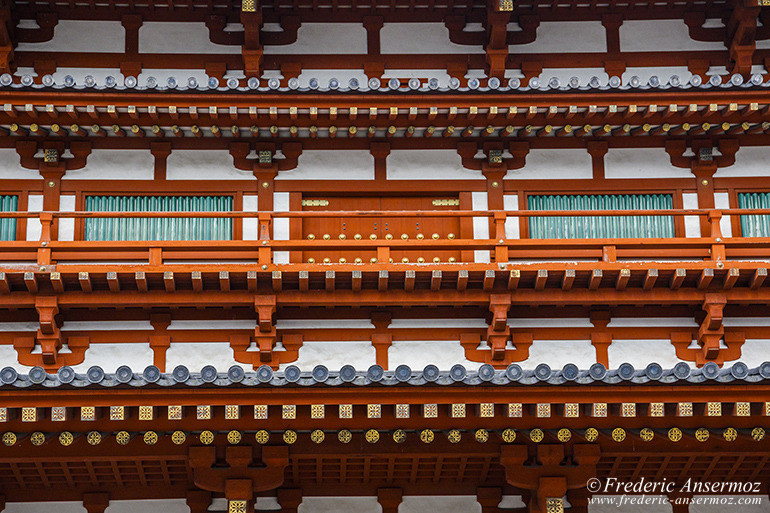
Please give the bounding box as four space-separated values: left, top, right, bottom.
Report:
387 150 479 180
539 68 608 86
620 21 726 51
714 191 732 238
64 150 154 180
381 23 483 54
682 192 700 238
513 22 606 53
715 147 770 177
298 497 380 513
608 317 697 328
279 150 373 180
243 194 259 240
59 194 76 241
518 340 596 369
16 21 124 53
503 194 520 239
0 345 31 371
278 320 375 329
168 320 256 330
167 150 252 180
273 191 291 264
472 191 490 263
165 342 246 372
70 343 154 373
400 496 481 513
256 497 282 510
26 194 43 241
264 23 366 55
388 341 482 370
510 318 593 328
735 340 770 367
139 22 240 54
0 148 36 178
280 341 376 371
4 502 86 513
605 149 691 179
608 340 682 369
506 149 592 180
106 500 190 513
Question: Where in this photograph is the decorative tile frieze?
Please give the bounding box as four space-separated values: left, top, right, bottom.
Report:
51 407 66 422
310 404 325 419
254 405 268 419
367 404 381 419
80 406 95 421
479 403 495 418
225 405 240 420
677 402 693 417
110 406 125 421
621 403 636 418
197 405 212 420
536 403 551 418
706 402 721 417
282 405 296 420
565 403 579 418
338 404 352 419
21 408 36 422
451 403 466 418
395 404 410 419
138 406 154 421
592 403 607 417
168 406 183 420
423 404 438 418
507 403 522 418
649 403 664 417
736 402 750 416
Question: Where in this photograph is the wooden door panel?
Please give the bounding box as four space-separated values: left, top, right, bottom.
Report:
380 196 461 263
302 196 379 263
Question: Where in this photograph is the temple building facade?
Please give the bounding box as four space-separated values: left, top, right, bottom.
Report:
0 0 768 511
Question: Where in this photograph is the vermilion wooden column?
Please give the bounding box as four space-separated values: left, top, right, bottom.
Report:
691 159 718 237
567 487 590 513
150 141 171 181
477 487 502 513
186 490 211 513
39 161 65 241
277 488 303 513
371 142 390 183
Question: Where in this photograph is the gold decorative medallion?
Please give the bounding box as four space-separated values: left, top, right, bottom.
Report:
227 430 242 445
530 428 544 443
110 406 125 421
557 428 571 442
87 431 102 445
612 428 626 442
310 430 325 444
649 402 664 417
501 428 517 443
668 427 682 442
116 430 131 445
479 403 494 418
420 429 434 443
447 429 462 443
564 403 579 418
31 431 45 446
585 428 599 442
338 429 352 444
723 427 737 442
255 430 270 444
59 431 74 446
475 429 489 443
171 431 187 445
143 431 158 445
283 430 297 444
545 497 564 513
229 500 248 513
1 432 15 446
254 405 268 420
393 429 407 444
365 429 380 443
199 430 215 445
751 427 765 441
196 406 211 420
640 428 654 442
695 428 710 442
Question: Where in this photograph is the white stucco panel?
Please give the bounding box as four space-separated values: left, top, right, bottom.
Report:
608 340 682 369
388 341 481 371
265 23 366 55
518 340 596 369
605 148 691 179
400 496 482 513
281 341 376 371
26 194 43 241
106 500 190 513
167 150 252 180
166 342 246 372
736 339 770 367
682 192 700 238
506 149 592 179
503 194 520 239
64 150 154 180
387 150 479 180
0 345 30 372
16 21 124 53
279 150 373 180
381 23 484 54
0 148 37 178
513 22 606 53
621 20 726 51
139 22 241 54
715 146 770 177
70 343 154 373
4 502 86 513
298 497 380 513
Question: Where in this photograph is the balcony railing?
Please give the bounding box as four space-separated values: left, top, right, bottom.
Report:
0 208 768 266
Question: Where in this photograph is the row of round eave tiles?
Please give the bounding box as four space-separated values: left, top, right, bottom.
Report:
1 361 769 387
1 73 767 92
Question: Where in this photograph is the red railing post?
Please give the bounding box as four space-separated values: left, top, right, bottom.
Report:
707 210 726 261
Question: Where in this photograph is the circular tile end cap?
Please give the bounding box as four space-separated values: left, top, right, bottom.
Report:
673 362 691 379
505 363 522 381
171 365 190 383
618 362 635 380
394 364 412 382
478 364 496 382
367 365 384 382
702 361 720 379
115 365 133 384
534 363 551 381
86 366 105 384
284 365 301 383
57 366 76 384
422 364 440 382
730 362 749 379
312 365 329 383
759 361 770 379
588 363 607 380
256 365 273 383
449 364 467 382
645 362 663 380
561 363 579 381
0 367 18 385
227 365 245 383
143 365 161 383
339 364 357 382
200 365 218 383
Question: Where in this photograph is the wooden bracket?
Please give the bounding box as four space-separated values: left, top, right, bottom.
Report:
189 445 289 494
